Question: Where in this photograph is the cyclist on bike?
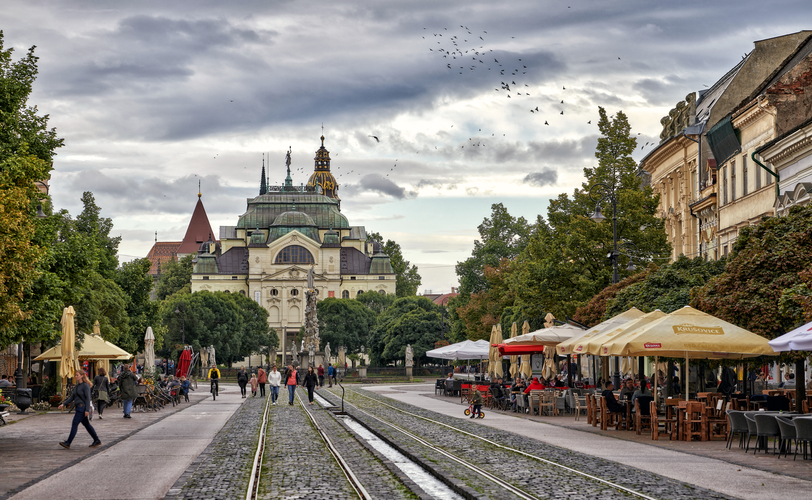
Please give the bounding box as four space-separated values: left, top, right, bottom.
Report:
207 364 221 397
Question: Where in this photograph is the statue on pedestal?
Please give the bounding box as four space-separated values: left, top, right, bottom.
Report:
324 342 331 364
405 344 414 367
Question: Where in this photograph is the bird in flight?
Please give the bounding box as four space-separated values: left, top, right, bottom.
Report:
544 121 549 125
369 135 380 143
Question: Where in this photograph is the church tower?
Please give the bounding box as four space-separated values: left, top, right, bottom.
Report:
259 156 268 195
306 135 339 203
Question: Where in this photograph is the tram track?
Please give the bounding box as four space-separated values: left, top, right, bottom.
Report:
323 387 667 500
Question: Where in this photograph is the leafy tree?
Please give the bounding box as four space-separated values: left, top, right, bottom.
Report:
572 269 650 327
317 297 377 352
115 258 162 353
455 259 515 340
455 203 534 295
372 296 443 366
368 231 421 296
224 291 276 360
155 254 194 300
355 290 396 314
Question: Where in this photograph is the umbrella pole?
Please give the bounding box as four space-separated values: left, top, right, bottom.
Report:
654 356 659 405
685 353 689 400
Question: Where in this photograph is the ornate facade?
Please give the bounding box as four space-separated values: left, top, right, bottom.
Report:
189 136 396 348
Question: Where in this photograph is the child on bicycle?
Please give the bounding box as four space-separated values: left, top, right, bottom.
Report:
470 388 483 418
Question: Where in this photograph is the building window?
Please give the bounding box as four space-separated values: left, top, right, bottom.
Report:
731 160 736 201
755 157 761 190
691 171 697 200
722 167 728 205
270 288 279 296
254 291 261 304
240 290 246 296
232 276 238 280
350 276 356 280
723 245 728 256
203 276 209 280
342 290 349 299
290 289 299 297
224 290 231 293
379 276 385 280
378 290 386 295
357 290 363 297
274 245 314 264
767 164 773 185
742 156 748 196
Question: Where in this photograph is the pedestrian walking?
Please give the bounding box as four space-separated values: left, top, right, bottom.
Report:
115 363 137 419
317 364 325 388
304 366 318 405
285 365 299 406
237 366 249 398
58 369 101 449
258 366 267 397
249 373 258 397
91 367 109 419
269 365 281 404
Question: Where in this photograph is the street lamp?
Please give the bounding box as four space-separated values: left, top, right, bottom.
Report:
590 182 623 387
174 305 185 345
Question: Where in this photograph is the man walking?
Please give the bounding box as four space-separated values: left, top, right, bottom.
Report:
237 366 248 398
115 363 137 419
268 365 281 405
317 364 325 388
327 364 334 387
257 366 267 397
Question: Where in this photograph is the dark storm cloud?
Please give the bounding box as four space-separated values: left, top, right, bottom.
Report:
522 169 558 188
633 75 690 106
342 175 417 199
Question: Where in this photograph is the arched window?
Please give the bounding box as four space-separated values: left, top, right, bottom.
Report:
357 290 363 297
274 245 314 264
270 288 279 296
239 290 246 296
378 290 386 295
342 290 349 299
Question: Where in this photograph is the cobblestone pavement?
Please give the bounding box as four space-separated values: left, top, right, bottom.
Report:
0 390 209 499
323 388 736 500
167 395 264 500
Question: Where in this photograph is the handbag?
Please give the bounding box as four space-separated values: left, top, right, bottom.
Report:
88 401 95 421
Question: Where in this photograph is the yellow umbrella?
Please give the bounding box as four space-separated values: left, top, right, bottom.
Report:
579 310 667 356
35 333 133 361
491 324 504 378
557 307 645 355
520 321 532 379
58 306 78 390
509 322 519 378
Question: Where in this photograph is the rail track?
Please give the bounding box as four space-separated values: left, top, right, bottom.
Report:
328 387 661 500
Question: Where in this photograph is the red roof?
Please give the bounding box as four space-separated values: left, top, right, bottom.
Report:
176 196 217 255
432 293 458 306
146 242 181 275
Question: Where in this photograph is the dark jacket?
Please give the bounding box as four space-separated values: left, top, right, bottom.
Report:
303 372 318 388
63 383 92 411
92 375 109 394
602 389 626 413
237 370 249 385
117 369 137 400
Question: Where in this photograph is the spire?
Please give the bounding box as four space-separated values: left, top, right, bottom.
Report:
260 154 268 195
198 180 201 199
177 194 217 256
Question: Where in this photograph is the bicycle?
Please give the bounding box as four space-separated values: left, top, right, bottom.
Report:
464 403 485 419
210 379 218 401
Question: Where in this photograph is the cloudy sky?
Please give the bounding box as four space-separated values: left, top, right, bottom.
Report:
2 1 810 293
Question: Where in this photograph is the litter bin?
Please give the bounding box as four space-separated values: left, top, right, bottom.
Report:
15 388 32 413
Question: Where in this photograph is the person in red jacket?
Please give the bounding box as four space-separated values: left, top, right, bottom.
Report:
317 364 325 388
524 377 546 394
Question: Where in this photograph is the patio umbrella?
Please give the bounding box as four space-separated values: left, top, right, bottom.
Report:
503 323 584 347
487 325 504 379
520 321 532 379
93 320 109 378
58 306 78 391
557 307 645 356
769 320 812 351
509 322 519 379
176 347 192 378
579 310 668 356
602 306 778 399
144 327 155 377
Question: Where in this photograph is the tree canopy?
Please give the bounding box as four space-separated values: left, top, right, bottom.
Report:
371 296 443 366
368 231 421 296
317 297 377 352
155 254 194 300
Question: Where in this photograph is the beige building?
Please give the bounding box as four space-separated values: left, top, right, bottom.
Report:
190 136 396 341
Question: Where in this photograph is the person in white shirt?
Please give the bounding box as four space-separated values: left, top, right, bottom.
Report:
268 366 282 405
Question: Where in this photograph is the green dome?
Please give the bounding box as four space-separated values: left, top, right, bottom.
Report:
323 229 340 246
369 252 394 274
272 211 316 227
249 231 267 245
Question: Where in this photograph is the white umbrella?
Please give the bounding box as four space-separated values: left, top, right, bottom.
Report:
769 320 812 352
144 327 156 377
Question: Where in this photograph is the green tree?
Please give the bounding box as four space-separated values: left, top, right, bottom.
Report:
317 297 377 352
355 290 396 314
368 231 421 296
224 291 276 360
155 254 195 300
115 258 162 353
572 269 651 327
371 296 442 366
455 203 534 295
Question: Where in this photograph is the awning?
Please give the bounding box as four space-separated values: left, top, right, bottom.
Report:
706 116 741 168
495 344 546 356
35 334 133 361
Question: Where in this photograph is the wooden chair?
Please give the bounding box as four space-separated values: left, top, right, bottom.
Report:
592 394 603 428
538 391 555 416
803 399 809 414
634 396 653 436
600 397 624 430
682 401 708 441
574 395 587 421
650 400 677 440
529 390 544 415
706 398 729 440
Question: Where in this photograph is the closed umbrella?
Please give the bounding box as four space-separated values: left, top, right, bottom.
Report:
144 327 155 377
520 321 532 379
59 306 79 390
176 347 192 378
509 322 519 379
487 325 497 379
493 324 504 378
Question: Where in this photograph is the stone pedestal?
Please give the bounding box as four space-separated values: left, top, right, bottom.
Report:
358 366 367 378
406 366 413 382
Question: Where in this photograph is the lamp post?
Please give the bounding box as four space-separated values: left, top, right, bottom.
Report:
590 182 622 388
174 305 186 345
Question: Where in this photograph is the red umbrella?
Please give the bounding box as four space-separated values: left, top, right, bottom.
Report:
176 347 192 378
495 344 547 356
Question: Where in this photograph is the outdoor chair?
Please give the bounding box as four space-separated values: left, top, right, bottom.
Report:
706 398 729 440
651 400 677 440
444 380 454 397
793 417 812 460
754 413 781 455
516 392 528 413
743 413 759 452
541 391 557 416
460 383 471 404
555 391 567 415
435 379 445 396
726 410 748 449
682 401 707 441
634 396 653 435
729 394 749 411
592 394 603 428
775 416 797 459
600 397 624 431
574 395 587 421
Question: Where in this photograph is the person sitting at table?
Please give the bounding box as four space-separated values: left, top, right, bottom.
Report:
602 381 626 413
524 376 546 394
511 377 526 411
631 381 652 405
0 375 12 388
779 373 796 389
446 373 454 382
619 378 636 401
554 375 566 388
490 378 507 407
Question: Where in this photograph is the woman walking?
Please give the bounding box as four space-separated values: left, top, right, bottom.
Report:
303 366 318 405
58 369 101 449
92 367 110 419
257 366 267 398
285 365 298 406
269 365 281 405
237 366 249 398
249 372 258 397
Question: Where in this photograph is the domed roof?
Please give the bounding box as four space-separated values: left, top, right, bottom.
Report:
306 135 339 201
323 229 340 246
271 210 316 227
249 230 267 245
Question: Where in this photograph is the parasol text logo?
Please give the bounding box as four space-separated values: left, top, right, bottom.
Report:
672 324 724 335
644 343 661 349
575 346 583 352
